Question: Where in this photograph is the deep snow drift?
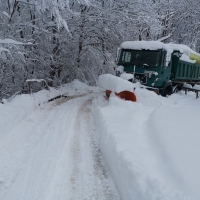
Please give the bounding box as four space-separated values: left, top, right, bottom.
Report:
92 79 200 200
1 79 200 200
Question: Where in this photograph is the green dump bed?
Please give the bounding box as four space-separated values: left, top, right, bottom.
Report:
175 61 200 82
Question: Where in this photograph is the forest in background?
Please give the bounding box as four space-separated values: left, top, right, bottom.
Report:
0 0 200 99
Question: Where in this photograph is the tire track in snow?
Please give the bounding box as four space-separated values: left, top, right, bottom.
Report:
69 98 120 200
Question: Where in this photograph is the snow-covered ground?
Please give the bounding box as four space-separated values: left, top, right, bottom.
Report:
1 79 200 200
93 82 200 200
0 80 119 200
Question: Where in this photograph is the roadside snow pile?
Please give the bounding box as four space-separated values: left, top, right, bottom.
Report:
92 78 200 200
193 84 200 90
97 74 136 93
97 74 140 93
0 79 102 136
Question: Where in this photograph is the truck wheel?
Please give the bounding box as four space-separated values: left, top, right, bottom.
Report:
163 86 173 97
173 85 182 93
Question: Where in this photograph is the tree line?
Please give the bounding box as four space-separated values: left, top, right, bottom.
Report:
0 0 200 99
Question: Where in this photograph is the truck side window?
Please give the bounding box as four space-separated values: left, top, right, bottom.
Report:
122 51 131 63
162 52 166 67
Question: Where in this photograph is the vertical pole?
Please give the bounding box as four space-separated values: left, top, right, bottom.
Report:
196 91 199 99
28 82 31 94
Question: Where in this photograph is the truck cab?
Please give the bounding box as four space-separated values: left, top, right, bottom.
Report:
116 41 182 95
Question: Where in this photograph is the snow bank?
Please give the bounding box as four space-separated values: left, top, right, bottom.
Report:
0 79 102 136
92 84 200 199
97 74 136 93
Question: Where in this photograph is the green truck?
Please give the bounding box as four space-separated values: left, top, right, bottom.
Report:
116 41 200 96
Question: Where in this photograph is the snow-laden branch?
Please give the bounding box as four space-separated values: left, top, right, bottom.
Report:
0 47 10 53
0 38 33 45
157 33 172 42
16 0 35 6
26 79 45 82
2 11 11 19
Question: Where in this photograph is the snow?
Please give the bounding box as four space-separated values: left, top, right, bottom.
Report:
1 77 200 200
183 82 192 89
193 84 200 90
168 43 200 57
2 11 10 18
115 65 124 73
1 80 100 134
97 74 136 93
92 75 200 200
180 54 196 63
120 73 134 80
0 47 10 53
120 41 171 51
0 38 32 45
120 41 173 66
120 40 200 65
0 80 120 200
26 79 47 83
144 70 158 77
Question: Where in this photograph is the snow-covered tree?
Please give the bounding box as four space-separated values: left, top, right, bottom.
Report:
0 0 200 98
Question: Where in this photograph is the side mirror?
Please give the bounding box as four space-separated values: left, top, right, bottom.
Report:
116 48 121 63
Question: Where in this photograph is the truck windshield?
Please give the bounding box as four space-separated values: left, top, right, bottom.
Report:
119 49 162 68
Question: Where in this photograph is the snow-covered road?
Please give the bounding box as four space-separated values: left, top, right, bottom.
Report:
1 79 200 200
0 92 119 200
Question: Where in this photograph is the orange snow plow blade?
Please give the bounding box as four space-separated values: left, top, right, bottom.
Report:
106 90 137 102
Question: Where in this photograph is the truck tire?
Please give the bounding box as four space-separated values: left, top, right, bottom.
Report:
173 85 182 93
163 86 173 97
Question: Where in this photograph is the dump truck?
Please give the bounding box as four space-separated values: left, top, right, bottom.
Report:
115 41 200 96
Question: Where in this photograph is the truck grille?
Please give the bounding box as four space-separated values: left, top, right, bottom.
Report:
134 73 147 84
